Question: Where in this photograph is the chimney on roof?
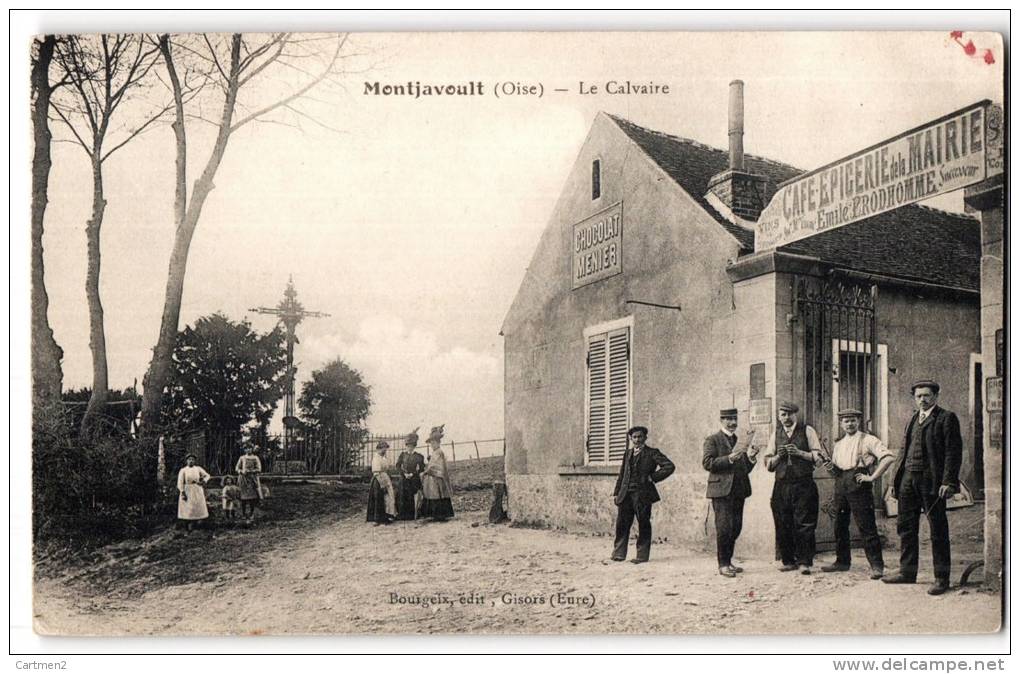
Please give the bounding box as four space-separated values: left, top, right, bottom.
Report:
728 79 745 172
706 79 769 225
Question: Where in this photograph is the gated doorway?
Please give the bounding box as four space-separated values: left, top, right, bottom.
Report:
794 275 883 551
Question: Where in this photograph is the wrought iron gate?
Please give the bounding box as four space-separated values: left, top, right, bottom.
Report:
794 275 881 549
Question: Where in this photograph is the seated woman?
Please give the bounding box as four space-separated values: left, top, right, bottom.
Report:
420 425 454 522
366 441 397 525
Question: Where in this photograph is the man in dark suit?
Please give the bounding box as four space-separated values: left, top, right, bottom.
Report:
611 426 675 564
883 380 963 596
703 408 759 577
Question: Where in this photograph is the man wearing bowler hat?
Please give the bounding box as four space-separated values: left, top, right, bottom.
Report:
611 426 675 564
820 408 895 579
702 408 759 577
763 401 824 574
884 380 962 596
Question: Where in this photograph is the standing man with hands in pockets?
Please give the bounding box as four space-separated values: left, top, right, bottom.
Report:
703 408 759 577
611 426 675 564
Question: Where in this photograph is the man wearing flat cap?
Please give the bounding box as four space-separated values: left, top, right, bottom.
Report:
611 426 675 564
763 401 824 574
702 408 759 577
821 408 895 579
884 380 962 596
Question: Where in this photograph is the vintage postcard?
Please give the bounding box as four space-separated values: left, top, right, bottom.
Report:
22 28 1005 640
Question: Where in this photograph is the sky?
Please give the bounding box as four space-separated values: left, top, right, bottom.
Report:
24 27 1005 444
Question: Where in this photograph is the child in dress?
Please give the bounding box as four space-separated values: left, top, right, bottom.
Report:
221 476 241 521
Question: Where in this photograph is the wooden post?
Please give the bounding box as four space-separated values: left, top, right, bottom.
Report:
451 441 456 462
474 441 480 460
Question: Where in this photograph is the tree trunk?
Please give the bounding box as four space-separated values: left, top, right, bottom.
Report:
140 34 242 432
31 35 64 404
81 155 109 436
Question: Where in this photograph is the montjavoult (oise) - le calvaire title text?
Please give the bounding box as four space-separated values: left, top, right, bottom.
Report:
363 80 670 99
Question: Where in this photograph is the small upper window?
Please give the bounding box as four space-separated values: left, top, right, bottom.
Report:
591 159 601 200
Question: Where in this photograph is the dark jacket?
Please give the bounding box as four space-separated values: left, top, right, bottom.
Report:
892 405 963 497
396 450 426 492
702 430 756 499
612 445 675 505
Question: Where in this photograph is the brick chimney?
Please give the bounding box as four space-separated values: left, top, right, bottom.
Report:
706 80 769 223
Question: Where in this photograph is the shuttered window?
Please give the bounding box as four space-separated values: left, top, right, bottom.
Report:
586 326 630 464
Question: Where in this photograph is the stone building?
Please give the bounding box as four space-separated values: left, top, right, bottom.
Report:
501 86 984 555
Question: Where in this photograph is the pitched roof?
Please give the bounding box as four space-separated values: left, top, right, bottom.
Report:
609 114 981 292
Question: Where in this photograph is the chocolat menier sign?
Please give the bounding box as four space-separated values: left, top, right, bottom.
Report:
755 100 1004 251
572 202 623 289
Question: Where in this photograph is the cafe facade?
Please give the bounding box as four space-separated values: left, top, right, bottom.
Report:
501 88 985 554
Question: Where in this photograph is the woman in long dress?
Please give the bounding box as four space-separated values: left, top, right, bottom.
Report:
421 425 454 521
235 445 263 522
177 454 211 532
395 431 425 520
366 441 397 525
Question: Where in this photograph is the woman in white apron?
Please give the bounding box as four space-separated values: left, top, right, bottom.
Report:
366 441 397 525
177 454 211 532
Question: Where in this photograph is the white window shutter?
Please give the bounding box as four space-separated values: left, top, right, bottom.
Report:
607 328 630 462
586 333 608 464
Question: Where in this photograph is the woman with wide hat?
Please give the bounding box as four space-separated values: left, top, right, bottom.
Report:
420 425 454 522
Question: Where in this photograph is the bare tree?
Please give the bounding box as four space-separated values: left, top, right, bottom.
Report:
31 35 65 404
139 32 352 431
50 34 168 436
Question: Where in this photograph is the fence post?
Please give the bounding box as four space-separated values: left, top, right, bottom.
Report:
503 438 506 456
451 441 456 462
474 441 480 460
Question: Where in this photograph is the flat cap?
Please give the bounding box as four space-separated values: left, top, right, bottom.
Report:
837 408 862 418
778 401 799 413
910 379 940 394
719 408 738 418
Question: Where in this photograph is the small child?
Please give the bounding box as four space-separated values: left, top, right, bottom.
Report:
221 476 242 521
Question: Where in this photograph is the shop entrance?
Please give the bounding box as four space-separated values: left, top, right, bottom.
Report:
794 275 881 551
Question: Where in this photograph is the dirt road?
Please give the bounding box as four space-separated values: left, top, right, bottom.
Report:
34 479 1000 636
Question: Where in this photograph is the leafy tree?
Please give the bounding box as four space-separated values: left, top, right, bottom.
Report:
298 358 371 437
160 313 287 439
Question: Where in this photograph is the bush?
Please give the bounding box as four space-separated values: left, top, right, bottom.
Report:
33 400 170 548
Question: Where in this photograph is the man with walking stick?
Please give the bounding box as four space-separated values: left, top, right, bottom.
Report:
883 380 963 596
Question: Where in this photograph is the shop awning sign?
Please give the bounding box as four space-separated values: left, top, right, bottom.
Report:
755 100 1003 251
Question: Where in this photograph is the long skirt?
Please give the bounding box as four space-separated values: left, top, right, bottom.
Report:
421 496 455 521
367 474 396 523
397 476 422 520
238 472 261 501
178 484 209 520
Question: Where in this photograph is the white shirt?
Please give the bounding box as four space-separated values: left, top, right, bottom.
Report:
918 407 933 424
371 453 391 473
831 431 892 470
